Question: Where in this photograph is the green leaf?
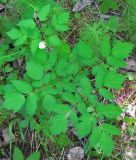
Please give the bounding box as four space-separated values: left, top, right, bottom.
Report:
73 41 93 58
58 12 69 24
26 152 40 160
88 95 99 106
25 93 38 116
112 40 134 59
95 66 108 88
70 110 79 126
99 133 114 156
104 71 126 89
101 123 121 135
12 80 32 94
76 114 96 138
52 13 69 32
101 36 111 57
43 94 56 112
7 28 21 40
51 104 71 114
55 24 69 32
61 92 77 105
32 50 47 66
64 63 79 75
107 56 127 68
89 126 102 146
18 19 36 29
50 115 68 135
77 102 87 114
31 39 39 53
26 61 44 80
98 0 118 13
14 147 24 160
48 35 61 46
38 5 51 21
79 77 93 96
14 35 27 46
4 92 25 112
96 104 122 119
89 125 115 156
99 88 114 100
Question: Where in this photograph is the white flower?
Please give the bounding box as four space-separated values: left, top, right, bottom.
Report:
126 104 136 118
39 41 46 49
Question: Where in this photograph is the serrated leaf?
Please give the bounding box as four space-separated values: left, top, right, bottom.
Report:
95 66 108 88
79 77 93 96
73 40 93 58
38 5 51 21
26 61 44 80
51 104 71 114
7 28 21 40
26 152 40 160
99 133 114 156
4 92 25 112
101 123 121 135
61 92 77 105
58 12 69 24
14 147 24 160
43 94 56 112
104 71 126 89
89 126 102 146
64 63 79 75
25 93 38 116
88 95 99 106
107 56 127 68
101 36 111 57
48 35 61 46
70 110 78 126
18 19 36 29
76 115 96 138
77 102 87 114
32 50 47 66
52 13 69 32
96 104 122 119
55 24 69 31
50 115 68 135
12 80 32 94
14 35 27 46
99 88 114 100
31 39 39 53
48 50 57 66
112 40 134 59
98 0 118 13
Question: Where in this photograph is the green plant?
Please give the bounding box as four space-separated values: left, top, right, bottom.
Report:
120 0 136 44
97 0 118 13
96 0 118 13
0 0 134 158
14 146 40 160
